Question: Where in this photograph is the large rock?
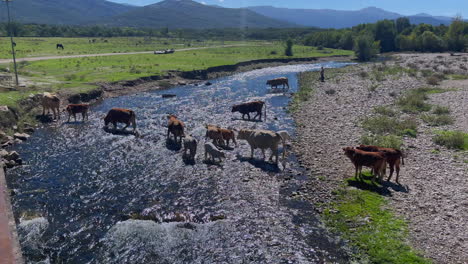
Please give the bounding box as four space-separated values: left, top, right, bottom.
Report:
4 151 19 161
0 105 18 130
14 133 30 141
0 149 8 158
0 130 7 144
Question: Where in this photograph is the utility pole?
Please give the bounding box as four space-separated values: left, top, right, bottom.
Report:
4 0 19 87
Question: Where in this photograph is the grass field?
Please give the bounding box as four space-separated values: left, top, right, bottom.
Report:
0 44 352 106
0 37 241 59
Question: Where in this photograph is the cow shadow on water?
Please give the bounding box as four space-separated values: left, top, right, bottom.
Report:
236 154 281 173
165 138 182 151
347 174 409 197
230 117 263 123
103 127 139 137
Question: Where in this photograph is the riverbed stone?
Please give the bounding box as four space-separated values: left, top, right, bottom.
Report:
14 133 30 141
4 151 19 161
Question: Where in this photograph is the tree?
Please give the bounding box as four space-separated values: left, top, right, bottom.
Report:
447 16 467 51
354 35 379 61
396 17 411 33
375 20 397 52
284 38 294 56
421 31 444 52
339 31 354 50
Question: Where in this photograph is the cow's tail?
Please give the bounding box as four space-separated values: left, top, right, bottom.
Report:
278 133 286 160
401 150 405 166
263 101 267 123
130 111 137 131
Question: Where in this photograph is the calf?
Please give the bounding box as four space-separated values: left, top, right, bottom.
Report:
66 104 89 122
357 145 404 184
205 124 224 146
237 129 284 164
42 92 60 120
205 125 237 147
104 108 136 132
231 101 265 121
204 142 225 163
266 77 289 89
183 135 197 160
343 147 386 183
167 115 185 144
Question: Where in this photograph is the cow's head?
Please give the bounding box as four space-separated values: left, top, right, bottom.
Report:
231 105 239 113
343 147 356 158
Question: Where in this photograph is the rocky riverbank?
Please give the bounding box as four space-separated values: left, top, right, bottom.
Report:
291 52 468 264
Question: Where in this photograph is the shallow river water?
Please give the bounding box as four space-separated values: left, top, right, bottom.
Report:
8 62 351 264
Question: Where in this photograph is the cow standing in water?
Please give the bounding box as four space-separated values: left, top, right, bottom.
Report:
167 115 185 144
66 104 89 122
266 77 289 89
104 108 137 132
237 129 285 165
42 92 61 120
231 101 265 121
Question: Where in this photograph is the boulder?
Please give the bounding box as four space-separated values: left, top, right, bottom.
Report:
14 133 30 141
5 151 19 161
0 130 7 144
0 105 18 130
0 149 8 158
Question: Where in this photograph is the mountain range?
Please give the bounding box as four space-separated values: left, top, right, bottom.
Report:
0 0 456 29
247 6 453 28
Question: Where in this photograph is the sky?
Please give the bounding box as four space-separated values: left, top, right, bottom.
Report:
109 0 466 16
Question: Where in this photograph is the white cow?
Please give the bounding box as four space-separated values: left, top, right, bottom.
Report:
42 92 60 120
237 129 286 164
204 142 225 163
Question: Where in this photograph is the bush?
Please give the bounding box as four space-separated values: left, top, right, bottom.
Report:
359 71 369 78
361 134 403 149
64 74 77 81
270 50 278 55
325 89 336 95
433 105 450 115
426 75 441 85
421 114 454 126
354 35 379 62
374 106 397 117
284 38 294 57
397 93 431 113
433 131 468 150
362 116 417 136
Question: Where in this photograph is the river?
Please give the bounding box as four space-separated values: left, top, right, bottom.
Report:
7 62 351 263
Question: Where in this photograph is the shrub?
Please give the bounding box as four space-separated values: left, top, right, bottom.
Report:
397 92 432 113
433 105 450 115
325 89 336 95
373 106 397 117
426 75 441 85
359 71 369 78
421 114 454 126
270 50 278 55
433 131 468 150
284 38 294 57
362 116 417 136
64 74 77 81
361 134 403 149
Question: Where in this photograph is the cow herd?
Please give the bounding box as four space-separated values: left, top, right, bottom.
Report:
41 92 289 166
41 86 406 182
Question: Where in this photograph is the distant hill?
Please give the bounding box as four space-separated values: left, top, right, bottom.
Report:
0 0 135 25
247 6 452 28
98 0 296 29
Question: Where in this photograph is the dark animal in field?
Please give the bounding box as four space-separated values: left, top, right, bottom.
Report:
183 135 197 160
204 142 225 163
104 108 136 132
343 147 386 183
42 92 60 120
66 104 89 122
237 129 285 165
266 77 289 89
231 101 265 121
12 42 16 47
167 115 185 143
56 44 64 50
356 145 404 184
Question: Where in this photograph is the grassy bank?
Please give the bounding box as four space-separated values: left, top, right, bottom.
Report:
325 181 430 264
0 37 240 59
1 45 352 106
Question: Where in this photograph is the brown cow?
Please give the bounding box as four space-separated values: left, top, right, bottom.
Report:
167 115 185 143
343 147 386 183
42 92 60 120
357 145 404 184
231 101 265 121
266 77 289 89
104 108 136 132
66 104 89 122
205 125 237 147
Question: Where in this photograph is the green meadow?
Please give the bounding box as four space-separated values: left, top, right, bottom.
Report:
0 37 241 59
0 44 352 106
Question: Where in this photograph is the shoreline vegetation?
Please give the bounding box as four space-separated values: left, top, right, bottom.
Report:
291 52 467 264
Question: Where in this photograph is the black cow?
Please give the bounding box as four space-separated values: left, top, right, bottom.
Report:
231 101 265 121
